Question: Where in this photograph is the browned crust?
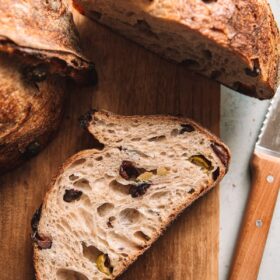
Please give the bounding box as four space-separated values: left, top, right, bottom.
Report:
74 0 279 98
0 0 97 85
0 54 66 174
33 110 230 279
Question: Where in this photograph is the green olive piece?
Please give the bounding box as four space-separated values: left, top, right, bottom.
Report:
189 155 213 171
136 171 153 182
96 254 112 276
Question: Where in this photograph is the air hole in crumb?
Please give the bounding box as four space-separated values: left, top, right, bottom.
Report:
73 179 91 191
160 151 166 156
81 195 91 208
97 203 114 217
171 129 179 136
104 174 115 179
69 174 79 181
188 188 195 194
58 219 71 232
119 208 142 225
176 190 184 197
134 231 151 242
56 269 88 280
82 242 103 263
109 180 130 195
70 158 86 168
150 191 169 200
147 135 166 142
107 123 115 127
131 137 141 142
202 0 218 4
121 253 128 257
95 156 103 161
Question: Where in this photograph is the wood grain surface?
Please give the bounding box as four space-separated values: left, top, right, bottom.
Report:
0 14 220 280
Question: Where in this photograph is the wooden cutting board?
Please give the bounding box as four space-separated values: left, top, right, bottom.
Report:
0 14 220 280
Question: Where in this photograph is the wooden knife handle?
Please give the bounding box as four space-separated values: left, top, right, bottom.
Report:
229 152 280 280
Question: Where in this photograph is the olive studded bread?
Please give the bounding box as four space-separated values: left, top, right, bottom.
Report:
0 0 97 173
33 110 230 280
73 0 280 99
0 0 97 85
0 53 65 174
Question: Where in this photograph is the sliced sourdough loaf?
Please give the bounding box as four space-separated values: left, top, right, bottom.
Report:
0 0 96 84
73 0 280 99
33 110 230 280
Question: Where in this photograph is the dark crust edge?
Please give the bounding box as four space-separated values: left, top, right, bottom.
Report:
73 0 279 99
0 86 66 175
33 110 231 279
0 38 97 85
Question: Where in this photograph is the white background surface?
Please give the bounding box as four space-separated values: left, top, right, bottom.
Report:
220 1 280 279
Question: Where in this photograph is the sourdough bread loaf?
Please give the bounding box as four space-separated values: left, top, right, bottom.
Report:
73 0 280 99
0 0 98 173
0 0 97 84
33 110 230 280
0 53 65 174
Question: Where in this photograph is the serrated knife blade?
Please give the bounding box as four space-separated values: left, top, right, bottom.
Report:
229 87 280 280
255 87 280 158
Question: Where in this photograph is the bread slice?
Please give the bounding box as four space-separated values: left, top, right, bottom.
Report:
0 0 96 85
0 53 65 174
73 0 280 99
33 110 230 280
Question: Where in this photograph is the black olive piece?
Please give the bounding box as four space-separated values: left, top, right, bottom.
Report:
72 63 98 86
21 141 41 160
31 232 52 250
63 189 83 202
119 160 145 180
22 64 48 83
31 205 42 232
212 167 220 180
129 183 151 198
245 59 261 77
79 109 97 129
179 124 195 134
188 188 195 194
245 67 260 77
104 254 114 273
211 143 229 170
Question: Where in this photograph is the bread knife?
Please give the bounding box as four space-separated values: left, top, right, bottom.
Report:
229 87 280 280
